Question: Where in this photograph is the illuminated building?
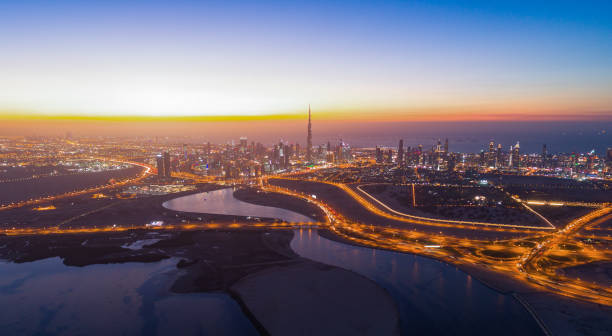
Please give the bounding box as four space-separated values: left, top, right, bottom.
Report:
444 138 449 155
488 140 496 167
156 154 165 178
397 139 404 167
376 147 383 163
240 137 248 153
512 141 520 168
306 105 312 162
163 152 171 177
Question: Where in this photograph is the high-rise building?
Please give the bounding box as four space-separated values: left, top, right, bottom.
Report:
488 140 496 167
447 153 456 171
163 152 171 177
417 144 423 165
397 139 404 166
607 148 612 162
512 142 520 168
444 138 449 155
283 144 290 168
306 105 312 162
240 137 248 152
156 154 165 178
496 144 502 168
376 147 383 163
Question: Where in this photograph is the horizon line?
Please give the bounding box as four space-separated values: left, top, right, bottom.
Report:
1 111 612 123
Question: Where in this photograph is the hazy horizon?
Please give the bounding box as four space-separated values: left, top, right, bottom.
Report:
2 119 610 154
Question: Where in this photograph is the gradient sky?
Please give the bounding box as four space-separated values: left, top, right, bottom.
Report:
1 0 612 120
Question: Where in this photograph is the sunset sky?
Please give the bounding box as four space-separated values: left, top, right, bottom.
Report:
1 0 611 123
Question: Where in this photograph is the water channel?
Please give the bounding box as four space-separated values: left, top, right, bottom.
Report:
162 188 314 223
0 188 542 335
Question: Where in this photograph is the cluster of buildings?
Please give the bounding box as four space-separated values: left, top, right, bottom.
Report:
123 184 195 196
153 107 353 180
155 152 172 178
377 138 612 179
146 107 610 181
376 138 452 170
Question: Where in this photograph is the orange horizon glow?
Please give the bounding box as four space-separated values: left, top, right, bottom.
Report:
1 108 611 123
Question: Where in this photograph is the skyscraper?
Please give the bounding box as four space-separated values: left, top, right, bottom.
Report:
512 142 520 168
376 147 383 163
444 138 449 155
240 137 248 152
488 140 496 167
397 139 404 166
156 154 165 178
163 152 171 177
306 105 312 162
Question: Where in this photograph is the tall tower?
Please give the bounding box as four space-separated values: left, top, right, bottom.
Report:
397 139 404 166
156 154 165 178
512 141 520 168
163 152 171 177
306 105 313 162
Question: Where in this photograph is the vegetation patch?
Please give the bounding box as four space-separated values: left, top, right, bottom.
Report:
481 249 521 259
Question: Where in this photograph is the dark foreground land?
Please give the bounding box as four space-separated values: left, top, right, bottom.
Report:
0 229 400 335
361 184 548 225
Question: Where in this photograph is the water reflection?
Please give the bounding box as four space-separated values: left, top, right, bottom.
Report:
0 258 258 336
291 229 543 336
163 188 314 223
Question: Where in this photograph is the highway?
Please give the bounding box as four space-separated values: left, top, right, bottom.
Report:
3 158 612 307
262 176 612 306
0 158 153 212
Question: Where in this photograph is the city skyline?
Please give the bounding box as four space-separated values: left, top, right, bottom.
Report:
1 2 612 334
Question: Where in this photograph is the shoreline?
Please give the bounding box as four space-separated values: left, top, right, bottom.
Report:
0 227 401 336
233 186 326 222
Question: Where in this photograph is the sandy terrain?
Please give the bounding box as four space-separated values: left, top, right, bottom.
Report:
232 262 400 336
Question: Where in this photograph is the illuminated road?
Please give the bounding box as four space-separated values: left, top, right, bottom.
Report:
261 176 612 306
355 183 555 230
3 161 612 307
270 177 554 232
0 158 153 212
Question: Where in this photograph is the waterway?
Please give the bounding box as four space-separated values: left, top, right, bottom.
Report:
162 187 314 223
0 188 543 335
0 258 258 335
291 229 543 335
164 187 542 335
